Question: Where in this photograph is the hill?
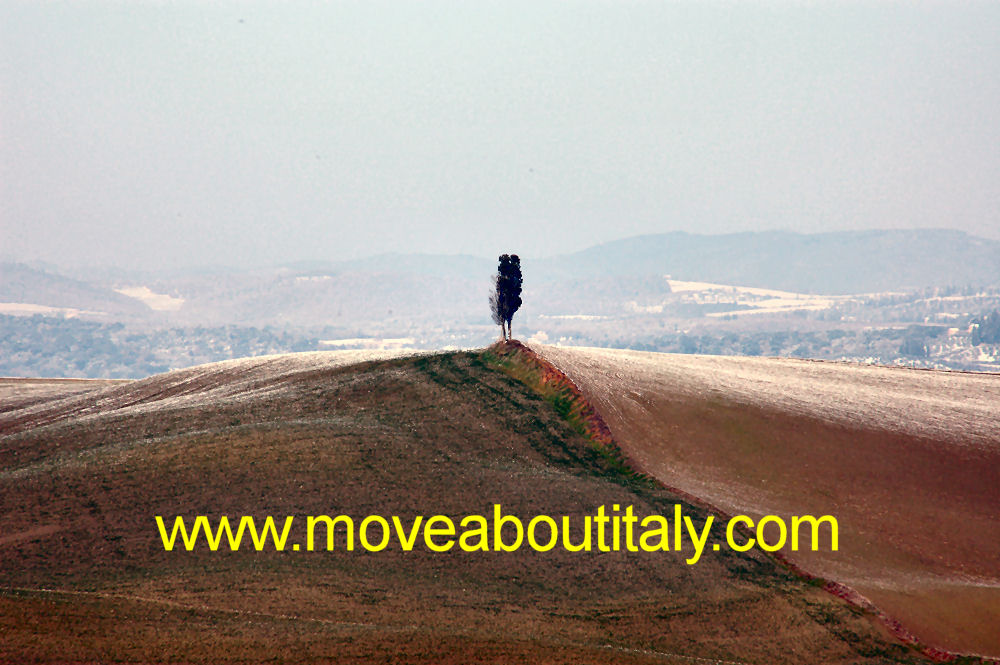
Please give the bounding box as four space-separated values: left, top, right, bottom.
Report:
0 346 932 664
6 229 1000 379
14 229 1000 327
535 344 1000 659
0 262 149 319
541 230 1000 294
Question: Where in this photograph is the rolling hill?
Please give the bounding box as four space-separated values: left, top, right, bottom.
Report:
0 263 149 319
12 229 1000 329
541 230 1000 293
535 344 1000 659
0 345 936 664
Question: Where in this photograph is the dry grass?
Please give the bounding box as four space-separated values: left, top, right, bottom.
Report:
1 349 935 664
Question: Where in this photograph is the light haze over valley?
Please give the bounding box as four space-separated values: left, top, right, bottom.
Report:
2 1 999 375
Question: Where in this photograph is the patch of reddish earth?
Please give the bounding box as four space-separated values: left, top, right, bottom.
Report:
533 344 1000 660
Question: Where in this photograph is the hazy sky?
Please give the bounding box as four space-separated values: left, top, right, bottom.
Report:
2 1 998 270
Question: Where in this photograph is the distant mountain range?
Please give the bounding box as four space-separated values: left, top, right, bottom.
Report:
540 229 1000 293
5 228 1000 378
3 229 999 327
276 228 1000 294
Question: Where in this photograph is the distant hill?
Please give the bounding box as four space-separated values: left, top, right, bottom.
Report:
6 230 999 325
150 229 1000 327
540 229 1000 293
284 229 1000 294
0 262 148 318
284 252 495 279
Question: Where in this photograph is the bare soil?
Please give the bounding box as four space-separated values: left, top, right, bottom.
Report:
534 344 1000 659
0 349 933 664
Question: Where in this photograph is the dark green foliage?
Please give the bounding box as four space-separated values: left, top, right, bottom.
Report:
489 254 523 340
972 310 1000 345
899 336 929 357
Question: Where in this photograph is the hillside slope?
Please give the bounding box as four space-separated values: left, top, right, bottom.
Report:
541 230 1000 293
0 262 149 318
534 344 1000 659
0 348 930 664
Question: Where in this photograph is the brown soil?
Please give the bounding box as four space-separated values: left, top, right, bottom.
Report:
534 344 1000 660
1 348 934 663
0 377 126 412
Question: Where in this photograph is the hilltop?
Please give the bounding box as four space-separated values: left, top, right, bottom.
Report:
0 345 934 664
